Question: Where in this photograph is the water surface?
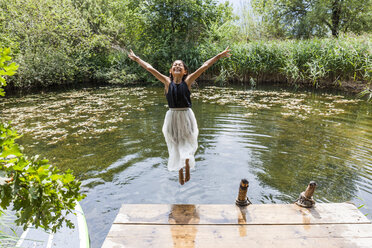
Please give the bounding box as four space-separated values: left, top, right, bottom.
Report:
1 85 371 247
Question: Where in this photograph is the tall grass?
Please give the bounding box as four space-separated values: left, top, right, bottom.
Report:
195 34 371 89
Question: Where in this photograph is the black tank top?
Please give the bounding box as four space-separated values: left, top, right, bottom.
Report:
166 81 192 108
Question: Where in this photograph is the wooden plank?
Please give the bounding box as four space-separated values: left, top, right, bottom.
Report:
102 224 372 248
114 203 370 225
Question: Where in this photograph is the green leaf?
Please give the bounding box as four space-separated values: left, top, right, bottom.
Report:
37 165 50 178
358 204 365 209
3 48 10 56
62 173 74 184
51 174 62 181
1 145 22 158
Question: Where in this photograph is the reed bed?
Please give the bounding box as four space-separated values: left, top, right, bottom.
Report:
195 35 371 88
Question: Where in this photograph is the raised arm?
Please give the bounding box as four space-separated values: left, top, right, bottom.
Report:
185 47 231 87
128 50 170 86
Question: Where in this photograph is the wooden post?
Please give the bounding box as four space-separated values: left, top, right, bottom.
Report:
295 181 317 208
236 179 251 206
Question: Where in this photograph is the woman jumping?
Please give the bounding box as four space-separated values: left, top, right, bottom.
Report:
128 47 231 185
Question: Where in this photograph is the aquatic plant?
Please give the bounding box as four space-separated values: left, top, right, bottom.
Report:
192 86 360 119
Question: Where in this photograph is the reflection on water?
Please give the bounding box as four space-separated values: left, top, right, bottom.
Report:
237 206 249 237
169 205 200 248
1 85 371 247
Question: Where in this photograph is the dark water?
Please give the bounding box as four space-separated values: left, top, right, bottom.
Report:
1 85 371 247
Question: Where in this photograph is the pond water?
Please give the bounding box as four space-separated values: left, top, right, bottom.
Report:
1 85 371 247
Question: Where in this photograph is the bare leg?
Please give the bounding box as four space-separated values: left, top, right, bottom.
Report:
185 159 190 182
179 168 184 185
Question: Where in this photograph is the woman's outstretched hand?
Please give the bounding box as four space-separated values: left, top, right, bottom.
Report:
219 47 231 59
128 49 139 61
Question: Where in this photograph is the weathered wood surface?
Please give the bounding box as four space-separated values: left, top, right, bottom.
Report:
102 203 372 248
112 203 370 225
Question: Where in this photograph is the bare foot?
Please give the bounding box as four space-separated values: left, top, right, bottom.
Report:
179 168 184 185
185 159 190 182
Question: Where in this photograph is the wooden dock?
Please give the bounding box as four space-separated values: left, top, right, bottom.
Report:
102 203 372 247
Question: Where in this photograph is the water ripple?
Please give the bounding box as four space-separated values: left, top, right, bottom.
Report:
2 86 372 248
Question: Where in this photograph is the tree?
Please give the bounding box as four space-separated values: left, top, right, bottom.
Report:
0 48 85 232
0 0 105 87
252 0 372 38
128 0 234 73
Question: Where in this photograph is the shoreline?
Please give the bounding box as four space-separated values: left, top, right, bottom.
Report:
3 79 370 98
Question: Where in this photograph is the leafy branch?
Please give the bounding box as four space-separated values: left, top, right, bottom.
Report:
0 47 86 233
0 47 19 97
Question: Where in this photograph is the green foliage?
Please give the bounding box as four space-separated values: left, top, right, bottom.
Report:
238 1 271 41
0 48 85 233
0 0 235 88
0 47 19 96
358 88 372 101
0 123 85 232
0 0 110 87
208 35 371 87
126 0 235 80
0 0 370 91
251 0 372 38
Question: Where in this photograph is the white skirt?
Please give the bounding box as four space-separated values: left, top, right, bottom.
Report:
162 108 199 171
